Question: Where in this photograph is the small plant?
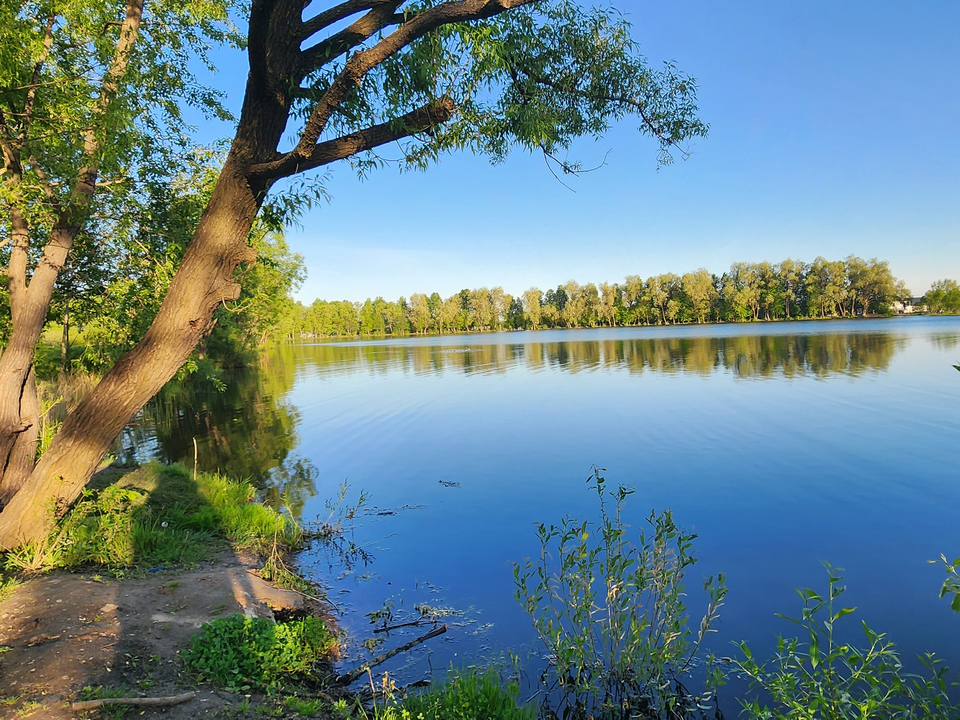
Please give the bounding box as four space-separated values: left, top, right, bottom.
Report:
182 613 337 691
400 669 535 720
346 669 535 720
0 574 21 602
933 553 960 612
736 565 958 720
514 467 725 719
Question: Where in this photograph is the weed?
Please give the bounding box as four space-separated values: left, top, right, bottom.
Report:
736 565 958 720
283 696 325 715
14 700 40 717
346 669 534 720
514 467 725 719
0 574 21 602
182 613 337 691
75 686 131 720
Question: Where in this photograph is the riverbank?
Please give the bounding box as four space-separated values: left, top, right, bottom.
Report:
0 463 344 719
0 464 532 720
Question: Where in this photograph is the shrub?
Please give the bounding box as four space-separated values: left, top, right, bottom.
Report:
513 467 725 719
182 613 337 691
347 669 535 720
399 669 535 720
736 566 958 720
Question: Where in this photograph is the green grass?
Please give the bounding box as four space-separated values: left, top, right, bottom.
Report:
3 462 301 573
182 614 337 691
341 670 535 720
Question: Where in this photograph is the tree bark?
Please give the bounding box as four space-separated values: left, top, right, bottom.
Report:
60 308 70 375
0 367 39 506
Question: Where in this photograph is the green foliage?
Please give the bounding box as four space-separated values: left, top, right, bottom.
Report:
182 613 337 691
398 669 534 720
922 279 960 315
2 463 300 573
343 669 534 720
514 467 725 719
289 254 909 340
934 554 960 613
736 566 958 720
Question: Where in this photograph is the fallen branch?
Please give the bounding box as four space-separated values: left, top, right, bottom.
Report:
71 692 196 711
373 618 429 634
335 624 447 685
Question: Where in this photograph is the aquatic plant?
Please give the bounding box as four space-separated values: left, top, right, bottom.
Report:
514 467 725 719
736 565 958 720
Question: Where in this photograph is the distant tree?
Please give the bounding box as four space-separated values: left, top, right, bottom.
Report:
599 282 619 327
408 293 432 334
522 288 543 330
923 279 960 314
681 269 717 324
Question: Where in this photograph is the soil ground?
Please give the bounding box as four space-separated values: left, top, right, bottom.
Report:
0 551 340 719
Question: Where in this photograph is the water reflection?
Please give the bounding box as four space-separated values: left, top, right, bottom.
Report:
294 331 907 380
119 324 945 508
117 355 318 513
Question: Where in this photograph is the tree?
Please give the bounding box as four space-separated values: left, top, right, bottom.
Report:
522 288 542 330
408 293 432 333
0 0 232 506
598 282 618 327
922 279 960 314
681 269 716 324
0 0 708 547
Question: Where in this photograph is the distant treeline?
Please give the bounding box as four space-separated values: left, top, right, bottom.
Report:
285 256 945 339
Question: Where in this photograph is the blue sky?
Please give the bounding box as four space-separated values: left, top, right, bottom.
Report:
199 0 960 303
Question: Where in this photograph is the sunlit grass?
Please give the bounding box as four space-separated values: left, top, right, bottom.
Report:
3 463 299 574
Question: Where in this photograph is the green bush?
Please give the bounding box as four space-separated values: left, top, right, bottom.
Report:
399 669 535 720
736 566 958 720
513 467 725 719
182 613 337 691
348 669 535 720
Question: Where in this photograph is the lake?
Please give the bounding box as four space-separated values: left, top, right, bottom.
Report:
121 316 960 708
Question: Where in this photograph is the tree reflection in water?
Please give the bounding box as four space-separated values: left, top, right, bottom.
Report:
116 352 317 515
117 327 927 514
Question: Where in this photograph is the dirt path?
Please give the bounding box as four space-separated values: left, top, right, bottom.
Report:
0 551 333 719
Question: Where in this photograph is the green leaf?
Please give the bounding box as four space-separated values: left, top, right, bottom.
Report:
832 606 857 621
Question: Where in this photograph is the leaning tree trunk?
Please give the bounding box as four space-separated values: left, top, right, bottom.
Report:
0 160 259 549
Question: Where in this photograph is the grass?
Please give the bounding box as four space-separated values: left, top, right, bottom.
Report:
3 462 301 574
340 669 535 720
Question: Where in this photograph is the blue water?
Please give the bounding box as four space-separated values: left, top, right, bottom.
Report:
128 316 960 706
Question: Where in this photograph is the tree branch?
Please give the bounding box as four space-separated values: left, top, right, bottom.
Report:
20 14 56 147
515 65 692 160
300 0 397 41
292 0 534 167
27 156 61 211
247 96 455 180
299 2 404 79
26 0 144 305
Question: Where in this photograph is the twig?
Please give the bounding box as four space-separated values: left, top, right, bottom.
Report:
373 618 428 634
335 624 447 685
71 692 196 711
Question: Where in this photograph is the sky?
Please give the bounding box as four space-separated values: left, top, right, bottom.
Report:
197 0 960 303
